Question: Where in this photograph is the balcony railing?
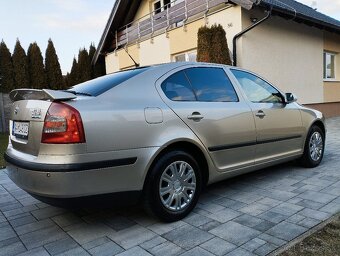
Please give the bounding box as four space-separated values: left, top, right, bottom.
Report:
113 0 230 51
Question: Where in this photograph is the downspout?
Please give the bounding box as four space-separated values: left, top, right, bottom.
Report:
232 7 272 66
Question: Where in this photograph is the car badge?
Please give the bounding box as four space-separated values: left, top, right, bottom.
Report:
14 106 19 115
31 108 42 119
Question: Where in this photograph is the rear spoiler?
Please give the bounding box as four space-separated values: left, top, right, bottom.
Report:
9 89 77 102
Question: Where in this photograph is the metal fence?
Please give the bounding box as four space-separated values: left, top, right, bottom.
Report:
113 0 230 49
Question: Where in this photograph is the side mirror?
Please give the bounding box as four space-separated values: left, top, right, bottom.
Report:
285 93 298 104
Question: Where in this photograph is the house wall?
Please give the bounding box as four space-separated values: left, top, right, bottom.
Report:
140 34 171 65
105 6 242 72
134 0 151 20
323 31 340 103
240 9 324 104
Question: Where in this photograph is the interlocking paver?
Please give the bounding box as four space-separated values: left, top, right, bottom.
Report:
163 225 214 250
56 246 90 256
320 201 340 214
200 237 236 255
0 117 339 256
116 246 152 256
146 241 184 256
17 247 50 256
298 191 337 204
226 247 255 256
109 225 157 249
44 237 79 255
241 237 266 252
180 247 214 256
9 214 36 228
254 243 278 256
14 219 54 236
298 218 320 228
183 212 213 227
266 221 307 241
88 241 124 256
298 208 331 221
68 223 115 245
140 236 167 250
20 225 69 250
0 224 17 242
0 240 26 256
209 221 261 246
147 220 186 235
270 202 304 216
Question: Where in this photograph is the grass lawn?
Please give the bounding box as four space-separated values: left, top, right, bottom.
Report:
280 215 340 256
0 133 8 168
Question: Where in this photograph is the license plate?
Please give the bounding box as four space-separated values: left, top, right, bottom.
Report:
13 121 29 139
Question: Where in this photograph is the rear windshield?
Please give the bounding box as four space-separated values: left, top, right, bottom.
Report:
68 67 149 96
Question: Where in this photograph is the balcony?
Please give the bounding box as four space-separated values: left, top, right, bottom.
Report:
112 0 232 50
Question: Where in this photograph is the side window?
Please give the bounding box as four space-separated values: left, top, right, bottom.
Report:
161 71 196 101
231 69 283 103
184 68 239 102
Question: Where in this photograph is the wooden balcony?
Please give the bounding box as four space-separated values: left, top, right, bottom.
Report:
112 0 231 50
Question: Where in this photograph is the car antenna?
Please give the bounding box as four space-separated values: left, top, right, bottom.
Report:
124 47 140 68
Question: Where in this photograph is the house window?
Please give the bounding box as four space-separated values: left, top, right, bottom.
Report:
323 51 336 80
153 0 171 14
174 51 197 62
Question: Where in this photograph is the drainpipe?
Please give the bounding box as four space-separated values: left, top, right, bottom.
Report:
232 7 272 66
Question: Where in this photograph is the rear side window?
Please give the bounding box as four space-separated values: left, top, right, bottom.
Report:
161 71 196 101
68 67 149 96
185 68 239 102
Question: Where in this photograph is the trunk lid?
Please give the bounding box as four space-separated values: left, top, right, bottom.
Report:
9 89 77 156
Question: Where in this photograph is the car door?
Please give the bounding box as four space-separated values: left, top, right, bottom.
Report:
230 69 304 164
156 66 257 172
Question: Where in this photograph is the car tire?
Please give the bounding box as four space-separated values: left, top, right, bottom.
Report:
143 150 202 222
299 125 325 168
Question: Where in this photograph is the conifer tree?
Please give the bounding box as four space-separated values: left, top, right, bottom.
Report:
89 44 96 78
69 57 79 87
89 44 106 78
0 40 14 93
45 39 64 90
197 24 232 65
63 72 70 89
27 42 46 89
77 48 91 83
12 39 29 89
210 24 232 65
197 26 212 63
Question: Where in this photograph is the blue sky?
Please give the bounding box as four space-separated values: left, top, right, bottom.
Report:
1 0 339 75
1 0 113 74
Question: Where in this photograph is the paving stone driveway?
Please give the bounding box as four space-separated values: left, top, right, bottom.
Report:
0 117 339 256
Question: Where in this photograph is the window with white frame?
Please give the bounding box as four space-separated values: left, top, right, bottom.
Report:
173 51 197 62
323 51 336 80
153 0 171 14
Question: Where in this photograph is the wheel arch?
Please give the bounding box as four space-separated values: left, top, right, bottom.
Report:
311 119 326 137
143 139 211 192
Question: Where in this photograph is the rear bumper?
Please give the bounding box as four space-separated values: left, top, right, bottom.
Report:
4 147 159 198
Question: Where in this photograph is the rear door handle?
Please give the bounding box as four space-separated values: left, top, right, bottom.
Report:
187 112 204 122
255 110 266 118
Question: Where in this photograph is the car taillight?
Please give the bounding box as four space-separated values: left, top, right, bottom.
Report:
41 102 85 144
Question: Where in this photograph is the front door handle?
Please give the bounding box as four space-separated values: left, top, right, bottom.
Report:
187 112 204 122
255 110 266 118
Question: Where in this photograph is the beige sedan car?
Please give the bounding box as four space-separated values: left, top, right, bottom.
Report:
5 62 325 221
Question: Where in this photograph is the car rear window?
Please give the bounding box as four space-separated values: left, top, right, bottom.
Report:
68 67 149 96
